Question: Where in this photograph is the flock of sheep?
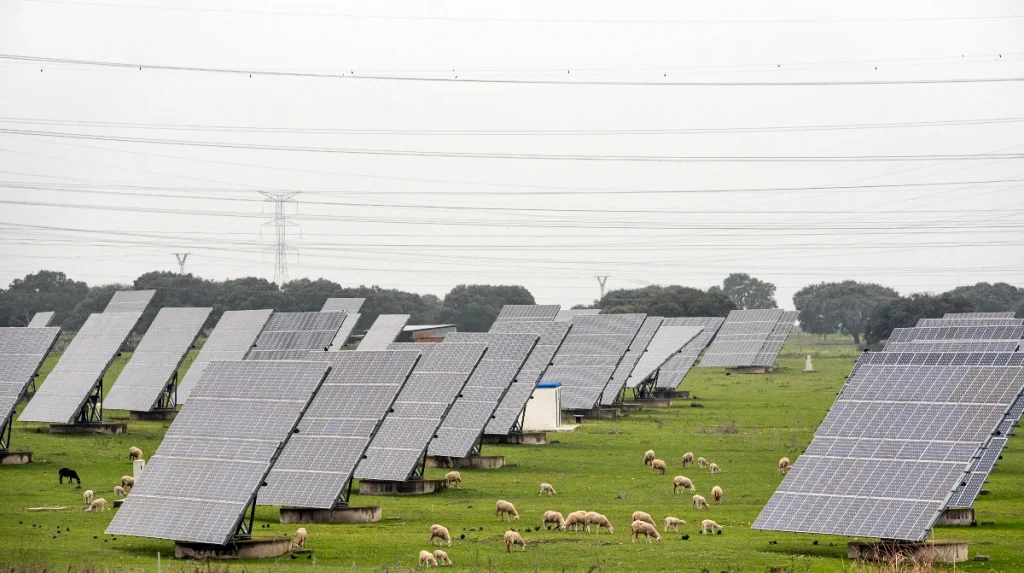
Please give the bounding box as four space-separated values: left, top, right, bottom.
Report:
77 447 143 512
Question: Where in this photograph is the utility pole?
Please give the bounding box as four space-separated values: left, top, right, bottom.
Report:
260 192 300 284
173 253 189 275
595 275 609 299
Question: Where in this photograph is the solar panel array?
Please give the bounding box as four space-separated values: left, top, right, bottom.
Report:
494 305 561 323
884 326 1024 354
554 308 600 322
260 350 420 508
355 343 486 481
104 307 212 412
540 313 645 410
0 326 61 444
104 290 156 313
321 298 365 312
246 312 346 360
753 311 798 366
655 317 725 389
626 325 705 388
20 311 142 423
700 309 793 368
753 351 1024 541
176 309 272 404
601 317 663 405
429 333 537 457
105 360 330 544
918 317 1024 327
27 312 55 328
485 320 572 435
357 314 410 351
946 436 1008 508
327 312 361 351
945 312 1017 319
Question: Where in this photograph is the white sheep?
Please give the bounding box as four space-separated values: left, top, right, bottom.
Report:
681 452 695 467
700 519 723 535
692 494 710 510
631 511 655 526
83 490 94 505
445 471 462 488
538 482 557 496
84 498 107 512
542 510 566 530
564 510 588 532
709 462 722 474
651 459 666 474
712 486 723 505
114 486 126 497
584 512 613 534
504 530 526 552
643 450 655 466
120 475 135 490
419 550 438 567
672 476 695 494
663 516 685 532
429 524 452 546
496 499 520 521
433 549 452 566
293 527 307 549
128 446 143 461
697 456 708 469
778 457 791 475
631 520 661 544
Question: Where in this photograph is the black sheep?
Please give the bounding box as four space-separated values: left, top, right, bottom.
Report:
58 468 80 485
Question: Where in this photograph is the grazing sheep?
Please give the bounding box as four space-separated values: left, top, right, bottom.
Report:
429 524 452 547
435 456 453 468
84 498 107 512
542 510 566 530
631 520 661 544
709 462 722 474
692 494 710 510
538 482 557 496
419 550 438 567
778 457 791 475
504 530 526 552
58 468 80 485
433 549 452 566
681 452 694 467
113 486 126 497
120 475 135 490
631 511 655 526
643 450 655 466
663 516 685 532
83 490 94 504
293 527 307 549
712 486 723 504
672 476 695 494
444 471 462 488
584 512 613 534
495 500 520 521
697 456 708 469
128 447 143 461
564 511 588 532
700 519 723 535
651 459 666 474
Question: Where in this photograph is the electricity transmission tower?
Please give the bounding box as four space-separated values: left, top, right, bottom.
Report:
595 275 609 299
260 192 300 284
173 253 189 275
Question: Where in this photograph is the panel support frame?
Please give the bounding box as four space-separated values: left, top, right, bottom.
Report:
74 378 104 424
232 496 259 541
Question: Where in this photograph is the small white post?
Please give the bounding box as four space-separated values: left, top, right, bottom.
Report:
804 355 816 372
133 459 145 478
157 552 161 573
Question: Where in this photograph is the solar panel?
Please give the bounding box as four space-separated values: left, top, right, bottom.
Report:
539 314 645 410
946 436 1008 507
104 290 155 313
27 312 55 328
945 312 1017 319
0 327 61 448
494 305 560 323
753 351 1024 541
20 312 142 423
260 350 420 508
429 333 537 457
626 325 704 388
700 309 787 368
176 309 272 404
601 317 663 405
918 317 1024 327
655 317 725 389
327 312 360 351
104 307 212 412
884 325 1023 354
554 308 600 322
357 314 410 351
246 311 347 360
105 360 330 544
355 343 486 481
753 311 798 366
322 298 365 312
484 321 571 435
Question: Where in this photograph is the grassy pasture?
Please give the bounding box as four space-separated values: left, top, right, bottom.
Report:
1 336 1022 572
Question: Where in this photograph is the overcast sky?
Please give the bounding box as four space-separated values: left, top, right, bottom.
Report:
1 0 1022 309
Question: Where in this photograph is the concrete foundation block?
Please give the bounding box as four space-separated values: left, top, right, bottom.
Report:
653 390 689 399
129 410 177 421
847 540 967 564
0 451 33 465
279 506 381 524
49 422 128 435
935 507 975 526
358 479 447 495
174 537 293 559
426 455 505 469
725 366 775 375
617 403 644 412
481 432 546 445
623 399 672 408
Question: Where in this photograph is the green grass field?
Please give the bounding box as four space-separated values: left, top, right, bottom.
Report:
2 335 1022 572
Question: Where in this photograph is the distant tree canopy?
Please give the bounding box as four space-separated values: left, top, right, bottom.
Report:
0 270 90 327
596 285 736 317
793 281 899 344
438 284 535 332
945 282 1024 313
711 273 778 309
864 293 975 345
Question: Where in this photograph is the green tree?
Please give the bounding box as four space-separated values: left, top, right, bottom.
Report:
864 293 974 345
944 282 1023 313
597 285 736 316
0 270 90 327
214 277 283 313
439 284 535 332
793 281 899 344
133 271 219 333
63 283 129 331
714 273 778 309
279 278 347 312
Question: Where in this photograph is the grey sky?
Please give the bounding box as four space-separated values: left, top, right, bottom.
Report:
1 0 1022 309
